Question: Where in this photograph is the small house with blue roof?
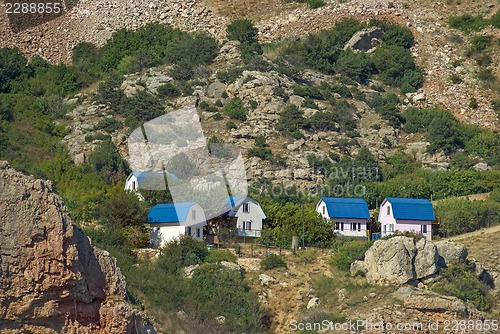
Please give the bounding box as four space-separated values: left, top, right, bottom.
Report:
316 197 370 237
148 202 207 247
378 197 435 240
225 195 266 238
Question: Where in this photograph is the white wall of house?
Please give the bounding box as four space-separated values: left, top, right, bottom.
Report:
378 201 432 240
124 174 139 192
150 204 207 247
316 200 369 238
233 200 265 233
331 218 369 238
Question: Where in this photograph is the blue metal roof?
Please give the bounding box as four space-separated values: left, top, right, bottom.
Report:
148 202 196 223
386 197 435 221
321 197 370 219
225 195 247 207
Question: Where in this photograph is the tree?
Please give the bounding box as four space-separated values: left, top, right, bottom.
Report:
276 105 308 139
88 139 130 184
426 117 462 153
226 20 262 63
334 50 374 83
0 48 27 93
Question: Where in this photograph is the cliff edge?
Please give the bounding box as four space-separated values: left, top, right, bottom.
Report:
0 161 155 333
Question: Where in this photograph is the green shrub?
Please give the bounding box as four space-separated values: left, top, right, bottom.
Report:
88 139 130 184
292 84 324 99
216 67 243 83
261 253 287 270
205 249 238 263
93 117 121 133
448 14 488 32
226 121 237 129
157 82 181 98
276 105 308 138
335 49 374 83
224 97 247 120
330 239 373 272
367 92 403 127
226 19 263 63
293 0 325 9
158 235 208 275
381 24 414 48
213 112 223 120
491 10 500 28
431 261 492 311
199 100 219 112
190 263 268 332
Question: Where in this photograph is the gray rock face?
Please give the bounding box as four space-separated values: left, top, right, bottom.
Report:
344 27 384 52
414 238 439 279
393 287 469 315
435 241 468 268
307 297 320 309
362 236 417 285
259 273 276 286
0 162 155 333
206 81 227 99
352 237 466 285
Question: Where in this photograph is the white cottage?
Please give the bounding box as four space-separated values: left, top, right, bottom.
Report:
148 202 207 247
378 197 435 240
226 196 266 238
316 197 371 238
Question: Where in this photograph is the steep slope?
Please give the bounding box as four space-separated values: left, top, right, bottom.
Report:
0 161 155 333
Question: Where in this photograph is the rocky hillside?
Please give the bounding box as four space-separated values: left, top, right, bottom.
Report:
1 0 499 129
0 161 155 333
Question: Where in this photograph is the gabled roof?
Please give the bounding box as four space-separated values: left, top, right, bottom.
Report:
225 196 266 219
225 195 248 208
385 197 435 221
320 197 370 219
148 202 196 223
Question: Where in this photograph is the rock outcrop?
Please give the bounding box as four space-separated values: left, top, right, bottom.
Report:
0 161 155 333
393 287 478 316
351 236 466 285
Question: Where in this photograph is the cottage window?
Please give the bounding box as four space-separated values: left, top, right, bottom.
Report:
390 224 394 232
132 181 136 190
335 222 340 230
322 206 325 215
187 227 192 235
383 225 386 233
351 223 356 230
387 206 391 215
197 228 201 238
243 203 249 213
358 223 361 231
341 223 344 231
422 224 427 234
192 210 196 220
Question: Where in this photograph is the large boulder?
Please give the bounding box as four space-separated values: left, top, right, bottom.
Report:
435 241 468 268
414 238 439 279
355 237 449 285
0 162 155 333
363 236 417 285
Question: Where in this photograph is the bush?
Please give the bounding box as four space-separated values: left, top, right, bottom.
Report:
367 92 403 127
205 249 238 263
335 49 374 83
431 261 492 311
157 82 181 98
88 139 130 184
93 117 121 133
199 100 219 112
224 97 247 121
261 253 287 270
216 67 243 83
226 121 237 129
448 14 488 32
158 235 208 275
330 239 373 272
276 105 308 138
381 24 414 48
293 0 325 9
226 20 262 63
